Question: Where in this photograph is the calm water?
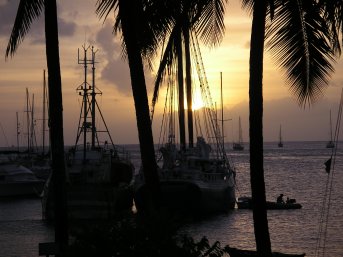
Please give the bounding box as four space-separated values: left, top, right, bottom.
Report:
1 141 342 257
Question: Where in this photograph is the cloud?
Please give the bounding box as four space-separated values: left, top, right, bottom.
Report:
94 21 131 95
94 21 155 96
0 0 19 36
0 0 76 43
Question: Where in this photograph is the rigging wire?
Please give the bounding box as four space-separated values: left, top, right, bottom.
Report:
0 122 9 148
314 88 343 257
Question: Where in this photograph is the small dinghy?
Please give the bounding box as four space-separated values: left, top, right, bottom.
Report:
237 196 302 210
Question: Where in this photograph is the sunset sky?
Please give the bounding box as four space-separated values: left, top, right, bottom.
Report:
1 0 343 148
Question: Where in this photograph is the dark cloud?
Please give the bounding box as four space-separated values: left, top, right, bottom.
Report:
95 21 155 96
0 0 76 44
0 0 20 36
95 21 132 95
58 17 76 36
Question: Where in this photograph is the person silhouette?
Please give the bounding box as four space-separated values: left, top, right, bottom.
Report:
277 194 284 204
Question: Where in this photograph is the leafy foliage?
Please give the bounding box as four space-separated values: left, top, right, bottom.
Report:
151 0 227 112
265 0 336 106
6 0 44 58
67 214 228 257
96 0 172 69
318 0 343 56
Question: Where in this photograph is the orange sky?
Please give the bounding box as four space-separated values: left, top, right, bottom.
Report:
1 0 343 147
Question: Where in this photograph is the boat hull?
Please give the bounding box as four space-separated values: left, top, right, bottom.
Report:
43 183 133 221
237 197 302 210
233 143 244 151
0 181 44 197
134 174 236 215
42 150 134 221
0 163 45 197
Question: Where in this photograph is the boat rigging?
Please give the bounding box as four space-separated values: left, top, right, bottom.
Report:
315 88 343 257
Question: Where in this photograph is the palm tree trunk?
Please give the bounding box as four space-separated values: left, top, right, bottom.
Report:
249 1 272 256
176 30 186 151
183 26 194 148
44 0 68 254
119 0 160 211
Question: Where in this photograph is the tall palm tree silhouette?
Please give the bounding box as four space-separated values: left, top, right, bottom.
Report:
6 0 68 255
96 0 173 212
242 0 335 255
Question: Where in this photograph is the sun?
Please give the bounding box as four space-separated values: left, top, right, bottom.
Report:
192 95 204 110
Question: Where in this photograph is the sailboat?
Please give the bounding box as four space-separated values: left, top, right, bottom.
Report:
233 116 244 151
14 85 51 181
42 45 134 221
326 110 335 148
134 33 236 215
278 125 283 148
23 71 51 180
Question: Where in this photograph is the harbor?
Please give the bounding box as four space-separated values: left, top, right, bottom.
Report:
1 141 343 256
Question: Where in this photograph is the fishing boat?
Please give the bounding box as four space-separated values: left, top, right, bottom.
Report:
134 33 236 216
233 116 244 151
42 45 134 221
326 110 335 148
278 124 283 148
236 196 302 210
0 159 44 197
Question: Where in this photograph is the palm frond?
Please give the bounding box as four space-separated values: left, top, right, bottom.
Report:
152 26 180 110
241 0 254 15
96 0 171 67
193 0 227 47
139 0 174 66
6 0 44 58
266 0 336 106
96 0 119 21
318 0 343 56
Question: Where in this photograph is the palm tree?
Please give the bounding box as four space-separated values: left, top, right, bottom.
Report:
6 0 68 255
151 0 227 149
96 0 172 212
318 0 343 55
242 0 335 255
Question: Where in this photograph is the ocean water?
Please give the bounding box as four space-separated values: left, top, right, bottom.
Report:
1 141 342 257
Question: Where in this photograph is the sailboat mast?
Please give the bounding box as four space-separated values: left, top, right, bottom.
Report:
16 111 20 152
91 47 98 149
176 34 186 151
26 88 30 153
31 93 35 152
42 70 47 155
221 72 224 148
238 116 243 144
42 70 46 155
329 110 333 142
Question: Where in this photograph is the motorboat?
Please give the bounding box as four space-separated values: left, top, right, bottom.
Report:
0 161 44 197
237 196 302 210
